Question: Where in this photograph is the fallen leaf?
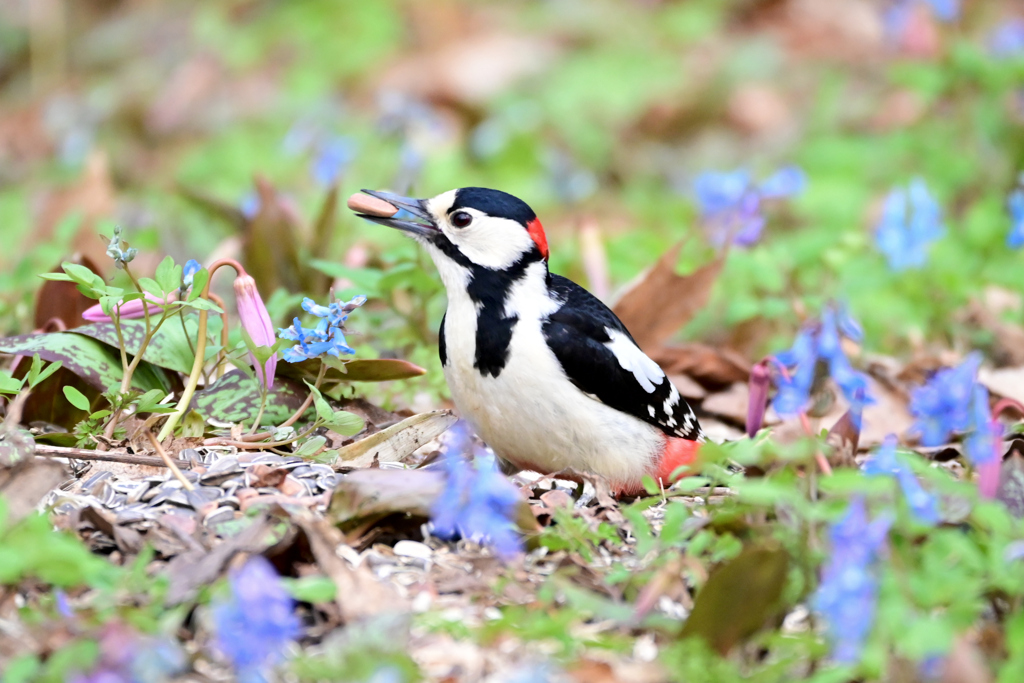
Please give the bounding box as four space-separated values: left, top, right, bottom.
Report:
826 408 861 468
329 468 445 531
293 513 407 622
0 448 67 524
652 343 751 388
940 635 993 683
612 245 724 352
680 541 790 654
337 411 457 468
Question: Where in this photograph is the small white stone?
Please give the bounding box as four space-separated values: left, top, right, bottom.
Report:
394 540 433 560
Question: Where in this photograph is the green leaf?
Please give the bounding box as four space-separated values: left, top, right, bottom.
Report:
0 371 24 395
61 262 103 288
155 255 182 294
62 386 90 411
283 575 338 604
137 277 164 297
0 332 169 393
27 355 62 389
187 268 209 301
191 369 309 425
294 435 328 457
323 410 364 436
38 273 74 283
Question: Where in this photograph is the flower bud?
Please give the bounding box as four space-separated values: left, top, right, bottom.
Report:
746 359 771 437
233 274 276 389
82 294 171 323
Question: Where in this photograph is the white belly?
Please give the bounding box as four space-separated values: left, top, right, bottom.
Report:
442 303 661 488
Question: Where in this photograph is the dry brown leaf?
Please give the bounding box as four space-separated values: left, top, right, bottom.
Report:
380 33 558 106
31 151 116 273
653 343 750 387
612 245 724 352
0 454 67 525
980 367 1024 408
294 514 407 622
941 635 993 683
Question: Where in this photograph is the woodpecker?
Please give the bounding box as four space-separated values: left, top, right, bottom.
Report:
353 187 705 495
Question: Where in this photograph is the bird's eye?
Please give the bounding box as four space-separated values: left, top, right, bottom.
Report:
451 211 473 228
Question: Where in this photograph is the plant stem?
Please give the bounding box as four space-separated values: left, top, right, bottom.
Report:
280 363 328 428
146 431 194 491
249 387 270 435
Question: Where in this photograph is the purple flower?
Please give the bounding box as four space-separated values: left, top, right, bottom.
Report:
885 0 960 37
909 353 981 446
692 167 804 248
965 386 1000 467
990 19 1024 58
864 435 940 525
1007 188 1024 249
70 623 185 683
234 274 277 389
875 178 945 271
813 498 892 664
772 304 872 419
279 295 366 363
431 422 523 559
212 556 300 681
311 137 356 187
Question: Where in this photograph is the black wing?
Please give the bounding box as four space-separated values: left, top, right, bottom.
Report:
542 274 704 441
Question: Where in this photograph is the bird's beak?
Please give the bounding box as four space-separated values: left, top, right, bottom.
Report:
355 190 437 238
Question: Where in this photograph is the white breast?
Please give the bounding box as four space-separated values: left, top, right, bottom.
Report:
440 262 662 489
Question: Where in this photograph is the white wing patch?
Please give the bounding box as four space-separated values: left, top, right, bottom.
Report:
606 329 664 393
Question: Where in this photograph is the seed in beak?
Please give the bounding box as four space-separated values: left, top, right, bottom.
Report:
347 192 398 218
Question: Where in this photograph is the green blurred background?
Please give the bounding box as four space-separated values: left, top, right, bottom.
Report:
2 0 1024 393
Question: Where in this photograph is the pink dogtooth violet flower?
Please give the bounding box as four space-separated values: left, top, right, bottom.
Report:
82 293 174 323
233 273 277 389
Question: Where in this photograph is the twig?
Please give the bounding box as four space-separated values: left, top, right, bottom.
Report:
146 432 195 490
34 444 170 468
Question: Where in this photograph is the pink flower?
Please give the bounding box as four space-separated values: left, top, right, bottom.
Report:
82 294 174 323
233 274 276 389
746 359 771 437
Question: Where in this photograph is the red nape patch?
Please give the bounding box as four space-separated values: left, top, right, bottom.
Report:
527 218 549 260
654 437 702 485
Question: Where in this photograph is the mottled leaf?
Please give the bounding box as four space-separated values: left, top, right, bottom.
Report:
0 332 169 392
191 369 309 426
70 317 222 375
329 468 446 531
680 541 790 654
278 358 427 385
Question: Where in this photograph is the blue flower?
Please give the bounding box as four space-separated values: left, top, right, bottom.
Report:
692 166 804 248
885 0 960 37
279 295 366 363
212 556 300 682
1007 188 1024 249
909 353 981 446
182 260 201 289
311 137 356 187
990 19 1024 58
875 178 945 271
965 386 1000 466
864 435 940 525
772 304 873 419
813 498 892 664
431 422 523 559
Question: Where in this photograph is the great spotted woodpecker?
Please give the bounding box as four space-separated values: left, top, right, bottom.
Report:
352 187 704 494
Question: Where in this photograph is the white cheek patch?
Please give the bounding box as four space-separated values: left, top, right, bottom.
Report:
605 329 664 393
450 216 536 270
